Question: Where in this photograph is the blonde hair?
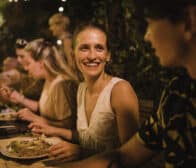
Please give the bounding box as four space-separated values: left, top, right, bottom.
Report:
24 38 78 81
49 13 70 31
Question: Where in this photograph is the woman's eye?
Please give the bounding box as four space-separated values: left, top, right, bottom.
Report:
79 45 89 51
24 62 30 66
95 45 104 51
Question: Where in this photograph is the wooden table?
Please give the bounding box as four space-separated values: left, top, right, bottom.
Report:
0 157 48 168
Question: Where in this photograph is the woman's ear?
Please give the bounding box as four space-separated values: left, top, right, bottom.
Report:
40 60 45 69
106 52 111 62
184 31 192 41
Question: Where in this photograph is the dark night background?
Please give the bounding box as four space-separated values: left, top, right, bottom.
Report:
0 0 185 104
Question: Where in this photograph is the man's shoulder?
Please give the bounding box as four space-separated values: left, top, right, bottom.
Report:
167 73 195 96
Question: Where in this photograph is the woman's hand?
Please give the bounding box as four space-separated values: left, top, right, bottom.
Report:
17 108 43 123
48 141 81 162
0 85 24 104
29 122 56 136
0 85 13 100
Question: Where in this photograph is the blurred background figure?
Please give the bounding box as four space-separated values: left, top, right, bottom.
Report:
15 38 29 70
1 38 79 129
0 38 44 108
2 56 21 72
14 38 45 100
49 13 74 70
0 57 21 87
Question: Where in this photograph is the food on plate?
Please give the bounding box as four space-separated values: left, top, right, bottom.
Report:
0 111 17 121
6 136 52 157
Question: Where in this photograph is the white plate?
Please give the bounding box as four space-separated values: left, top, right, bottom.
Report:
0 136 62 159
0 109 17 121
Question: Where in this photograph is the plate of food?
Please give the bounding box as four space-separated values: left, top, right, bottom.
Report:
0 135 62 159
0 108 17 121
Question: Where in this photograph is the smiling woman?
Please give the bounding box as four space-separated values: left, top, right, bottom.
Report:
72 22 139 151
28 22 139 163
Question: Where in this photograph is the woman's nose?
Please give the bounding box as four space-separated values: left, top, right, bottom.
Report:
24 65 29 71
49 25 54 32
87 49 96 59
49 27 53 32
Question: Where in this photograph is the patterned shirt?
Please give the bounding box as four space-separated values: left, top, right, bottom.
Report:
138 73 196 168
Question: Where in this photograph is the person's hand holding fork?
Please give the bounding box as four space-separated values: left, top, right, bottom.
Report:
0 85 24 104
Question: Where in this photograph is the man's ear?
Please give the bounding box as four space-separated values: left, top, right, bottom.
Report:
184 6 196 41
186 6 196 35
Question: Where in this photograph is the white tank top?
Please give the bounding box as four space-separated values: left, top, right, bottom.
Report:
77 77 123 152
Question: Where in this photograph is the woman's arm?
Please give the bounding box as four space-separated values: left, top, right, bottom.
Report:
30 122 98 162
118 134 155 167
63 38 75 70
29 122 72 140
47 140 101 163
53 134 155 168
16 92 38 112
111 80 139 144
45 116 73 129
0 85 38 112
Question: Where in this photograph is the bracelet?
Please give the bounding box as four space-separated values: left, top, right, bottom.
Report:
71 129 79 144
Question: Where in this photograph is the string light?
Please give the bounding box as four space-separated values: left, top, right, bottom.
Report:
8 0 30 2
57 39 62 45
58 0 67 13
58 6 64 12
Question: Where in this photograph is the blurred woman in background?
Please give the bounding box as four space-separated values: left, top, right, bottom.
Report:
1 38 78 128
49 13 74 71
0 38 44 107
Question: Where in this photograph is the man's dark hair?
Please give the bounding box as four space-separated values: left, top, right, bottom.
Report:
134 0 196 23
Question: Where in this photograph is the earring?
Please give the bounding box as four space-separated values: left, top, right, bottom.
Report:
184 31 192 40
105 59 113 74
106 59 112 66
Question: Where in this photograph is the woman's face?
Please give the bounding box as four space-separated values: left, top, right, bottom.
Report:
49 19 64 38
74 28 110 79
16 48 29 68
23 52 45 79
144 18 186 67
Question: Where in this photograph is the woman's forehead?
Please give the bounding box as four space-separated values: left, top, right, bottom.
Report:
78 27 105 36
76 28 107 43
